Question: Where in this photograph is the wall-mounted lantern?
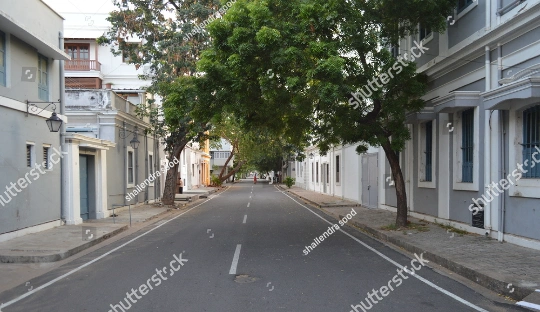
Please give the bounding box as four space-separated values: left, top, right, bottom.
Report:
26 100 63 132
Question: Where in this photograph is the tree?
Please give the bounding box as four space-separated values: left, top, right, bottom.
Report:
98 0 222 205
209 116 247 183
198 0 455 226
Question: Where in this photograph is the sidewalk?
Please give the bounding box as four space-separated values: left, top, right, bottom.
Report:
280 185 540 305
175 186 220 202
0 203 171 264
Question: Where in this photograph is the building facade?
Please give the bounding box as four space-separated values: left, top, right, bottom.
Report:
210 138 234 183
64 89 163 223
296 0 540 250
0 0 69 240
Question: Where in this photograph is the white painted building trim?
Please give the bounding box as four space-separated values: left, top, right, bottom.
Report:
508 105 540 198
452 107 480 191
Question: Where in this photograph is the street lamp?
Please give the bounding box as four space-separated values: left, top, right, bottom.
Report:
309 152 314 159
119 125 141 149
46 112 63 132
129 130 140 149
26 100 63 132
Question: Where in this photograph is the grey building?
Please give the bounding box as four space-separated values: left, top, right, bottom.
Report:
395 0 540 249
297 0 540 250
0 0 69 239
64 89 163 222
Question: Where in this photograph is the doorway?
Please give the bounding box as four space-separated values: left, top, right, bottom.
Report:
361 153 379 208
79 154 96 220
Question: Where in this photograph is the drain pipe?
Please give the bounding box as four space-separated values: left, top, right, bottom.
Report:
59 31 67 224
498 112 506 242
484 46 492 235
123 120 127 206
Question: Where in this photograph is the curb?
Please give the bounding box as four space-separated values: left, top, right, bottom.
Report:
338 215 534 301
279 186 534 301
278 186 358 208
0 225 128 264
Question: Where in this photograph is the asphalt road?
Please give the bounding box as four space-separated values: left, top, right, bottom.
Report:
0 180 527 311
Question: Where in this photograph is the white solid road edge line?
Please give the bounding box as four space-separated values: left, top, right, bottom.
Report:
243 215 247 224
0 187 230 311
277 186 490 312
517 301 540 311
229 244 242 275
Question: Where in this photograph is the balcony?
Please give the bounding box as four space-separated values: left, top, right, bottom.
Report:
65 59 101 71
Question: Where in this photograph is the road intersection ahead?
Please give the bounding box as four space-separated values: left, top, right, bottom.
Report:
0 181 526 311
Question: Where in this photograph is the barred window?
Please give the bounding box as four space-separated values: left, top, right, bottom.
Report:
43 146 50 169
462 108 474 182
522 105 540 178
425 121 433 182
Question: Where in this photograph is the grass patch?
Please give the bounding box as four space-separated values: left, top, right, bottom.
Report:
381 222 430 234
435 221 468 235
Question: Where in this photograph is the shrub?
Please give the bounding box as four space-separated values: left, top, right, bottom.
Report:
211 175 223 187
284 176 295 188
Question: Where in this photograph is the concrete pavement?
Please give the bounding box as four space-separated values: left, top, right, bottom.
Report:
280 185 540 305
0 181 528 311
0 187 219 264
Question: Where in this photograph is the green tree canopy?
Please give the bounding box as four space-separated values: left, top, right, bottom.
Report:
198 0 455 225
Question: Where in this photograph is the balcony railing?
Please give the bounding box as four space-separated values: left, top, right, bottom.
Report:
65 59 101 71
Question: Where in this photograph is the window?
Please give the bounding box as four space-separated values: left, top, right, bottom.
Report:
0 31 5 86
462 108 474 182
122 43 139 63
457 0 474 13
148 153 155 185
336 155 340 183
127 150 134 184
214 151 231 159
425 121 433 182
419 24 432 42
43 146 50 169
65 44 89 60
316 162 319 183
26 144 34 167
418 119 436 188
311 162 314 182
522 105 540 178
38 54 48 101
192 164 195 176
326 164 329 183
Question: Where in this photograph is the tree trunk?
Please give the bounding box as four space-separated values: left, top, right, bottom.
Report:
381 141 408 227
218 147 236 180
219 160 246 182
162 141 188 205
